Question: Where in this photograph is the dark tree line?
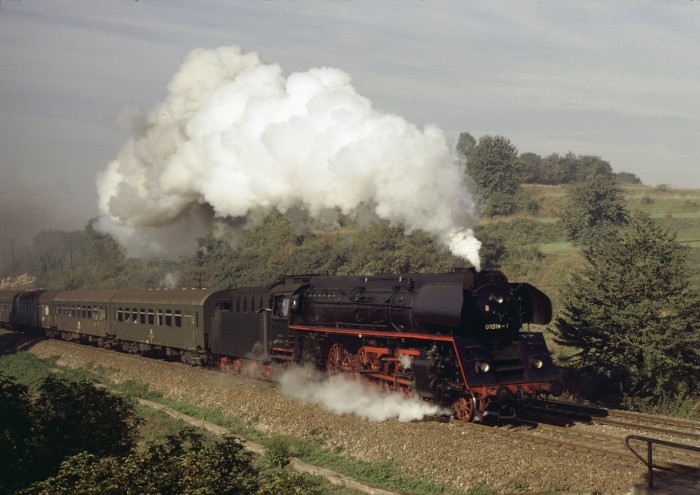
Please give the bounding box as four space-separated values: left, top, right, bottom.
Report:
457 131 641 218
0 375 141 494
5 220 178 290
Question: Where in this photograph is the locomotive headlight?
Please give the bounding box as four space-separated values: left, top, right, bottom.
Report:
489 294 505 305
531 358 544 370
477 361 491 373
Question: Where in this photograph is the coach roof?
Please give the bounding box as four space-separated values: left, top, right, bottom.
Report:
110 289 229 306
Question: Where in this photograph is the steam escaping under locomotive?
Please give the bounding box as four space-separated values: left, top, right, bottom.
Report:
0 268 563 422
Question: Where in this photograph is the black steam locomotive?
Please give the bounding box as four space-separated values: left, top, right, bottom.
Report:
0 269 562 422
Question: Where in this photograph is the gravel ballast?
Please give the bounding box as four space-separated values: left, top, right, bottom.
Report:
28 339 646 494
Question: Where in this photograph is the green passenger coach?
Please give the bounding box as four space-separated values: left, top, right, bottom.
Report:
109 289 230 365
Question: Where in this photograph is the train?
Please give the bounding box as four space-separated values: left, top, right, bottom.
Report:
0 268 563 422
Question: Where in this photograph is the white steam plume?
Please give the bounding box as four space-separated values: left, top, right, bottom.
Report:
277 366 448 422
97 45 481 268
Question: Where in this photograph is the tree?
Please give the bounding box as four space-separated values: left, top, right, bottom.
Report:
455 132 476 158
552 213 700 405
0 374 35 493
465 135 521 216
517 152 543 184
0 374 142 493
31 376 142 482
561 174 628 251
529 152 613 185
22 429 322 495
616 171 642 184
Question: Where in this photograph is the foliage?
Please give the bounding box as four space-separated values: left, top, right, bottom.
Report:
180 213 460 289
263 437 292 469
560 174 628 251
0 373 141 494
20 429 321 495
31 376 143 481
519 152 613 185
14 220 177 290
552 213 700 405
455 132 476 158
0 375 35 494
465 135 521 216
616 171 642 184
470 228 507 271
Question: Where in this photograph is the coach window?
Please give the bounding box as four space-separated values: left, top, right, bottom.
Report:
157 309 163 326
87 307 92 320
236 297 240 312
139 309 146 324
117 308 123 322
165 310 172 327
148 309 154 325
195 311 199 328
175 310 182 328
243 298 247 312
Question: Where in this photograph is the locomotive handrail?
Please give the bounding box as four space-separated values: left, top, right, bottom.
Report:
625 434 700 488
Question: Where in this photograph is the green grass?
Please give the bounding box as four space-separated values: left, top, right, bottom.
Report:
536 241 577 256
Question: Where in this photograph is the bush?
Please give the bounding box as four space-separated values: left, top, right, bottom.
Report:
0 374 141 493
21 429 322 495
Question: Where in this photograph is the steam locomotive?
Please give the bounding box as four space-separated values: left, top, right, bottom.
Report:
0 268 562 422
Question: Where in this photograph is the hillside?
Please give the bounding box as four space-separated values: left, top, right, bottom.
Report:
492 183 700 359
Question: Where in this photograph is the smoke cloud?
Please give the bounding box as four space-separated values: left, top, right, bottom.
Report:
277 366 448 422
97 45 481 267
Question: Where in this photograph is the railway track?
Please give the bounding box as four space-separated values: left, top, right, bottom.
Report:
445 399 700 484
451 418 700 480
523 399 700 442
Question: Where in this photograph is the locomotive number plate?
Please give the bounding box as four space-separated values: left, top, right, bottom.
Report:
484 323 509 330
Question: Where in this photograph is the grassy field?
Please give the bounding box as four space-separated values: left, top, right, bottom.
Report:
509 183 700 294
495 184 700 366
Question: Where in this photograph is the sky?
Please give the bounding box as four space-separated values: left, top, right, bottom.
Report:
1 0 699 253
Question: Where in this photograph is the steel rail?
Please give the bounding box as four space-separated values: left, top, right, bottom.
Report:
524 400 700 441
451 420 700 475
510 420 700 461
